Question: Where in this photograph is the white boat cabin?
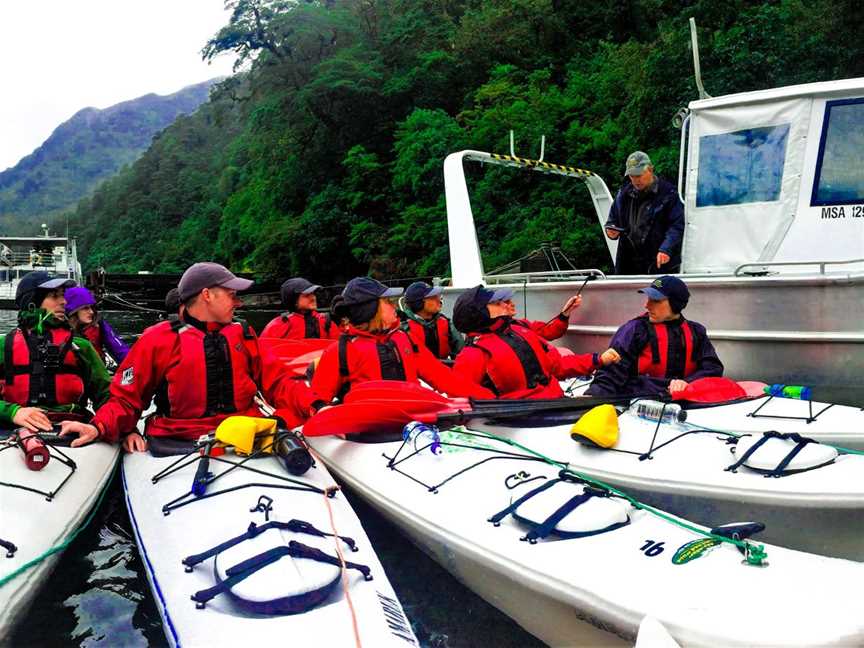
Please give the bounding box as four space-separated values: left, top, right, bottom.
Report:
445 77 864 285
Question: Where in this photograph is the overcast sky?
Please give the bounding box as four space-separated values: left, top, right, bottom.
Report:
0 1 238 171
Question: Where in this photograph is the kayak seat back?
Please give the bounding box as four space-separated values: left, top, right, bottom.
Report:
489 476 631 544
726 432 838 477
185 520 371 615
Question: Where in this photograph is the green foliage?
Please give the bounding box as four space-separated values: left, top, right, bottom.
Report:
58 0 864 284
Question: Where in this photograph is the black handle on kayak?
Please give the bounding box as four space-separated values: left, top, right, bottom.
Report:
191 442 213 497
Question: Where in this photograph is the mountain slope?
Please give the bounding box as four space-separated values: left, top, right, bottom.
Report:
0 79 219 233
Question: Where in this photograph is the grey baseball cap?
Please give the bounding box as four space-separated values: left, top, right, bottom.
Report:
177 262 253 301
624 151 652 176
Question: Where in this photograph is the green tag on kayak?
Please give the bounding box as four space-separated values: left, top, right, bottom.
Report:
672 538 721 564
439 428 497 453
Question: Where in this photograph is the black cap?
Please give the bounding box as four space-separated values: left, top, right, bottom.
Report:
15 272 75 311
338 277 403 325
638 275 690 313
165 288 181 315
453 284 517 333
404 281 443 311
280 277 321 311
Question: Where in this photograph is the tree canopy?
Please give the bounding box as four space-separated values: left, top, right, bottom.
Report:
66 0 864 282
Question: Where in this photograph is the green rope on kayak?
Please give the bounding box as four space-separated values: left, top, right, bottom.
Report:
0 460 118 588
457 427 769 566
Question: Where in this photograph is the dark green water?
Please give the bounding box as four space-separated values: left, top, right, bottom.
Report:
5 309 543 648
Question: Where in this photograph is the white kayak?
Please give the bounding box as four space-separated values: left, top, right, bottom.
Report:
0 433 119 642
563 379 864 450
123 439 418 648
471 408 864 561
307 429 864 647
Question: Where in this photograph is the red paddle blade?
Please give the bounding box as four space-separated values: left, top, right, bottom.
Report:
738 380 769 398
346 380 467 407
674 377 747 403
302 402 416 437
259 338 334 358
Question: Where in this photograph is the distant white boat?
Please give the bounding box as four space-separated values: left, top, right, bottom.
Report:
442 75 864 387
0 224 81 308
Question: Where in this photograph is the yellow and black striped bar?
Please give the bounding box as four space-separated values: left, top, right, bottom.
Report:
488 153 595 179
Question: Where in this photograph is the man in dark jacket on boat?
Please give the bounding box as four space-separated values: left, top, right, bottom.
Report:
61 263 321 452
604 151 684 274
587 276 723 398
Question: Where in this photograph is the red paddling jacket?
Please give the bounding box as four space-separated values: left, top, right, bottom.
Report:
311 325 494 402
453 319 600 399
512 314 569 341
261 311 341 340
92 314 317 443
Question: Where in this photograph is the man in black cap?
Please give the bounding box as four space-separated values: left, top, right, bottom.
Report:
261 277 340 340
311 277 494 402
604 151 684 274
398 281 463 360
0 272 111 438
451 285 619 399
586 275 723 397
61 262 321 452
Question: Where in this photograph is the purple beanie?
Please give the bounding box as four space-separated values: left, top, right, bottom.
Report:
65 287 97 315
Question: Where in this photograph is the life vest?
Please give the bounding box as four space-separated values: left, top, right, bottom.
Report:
3 327 85 407
467 322 557 397
636 316 699 379
402 314 452 359
268 311 334 339
153 319 259 418
336 329 418 395
80 323 104 359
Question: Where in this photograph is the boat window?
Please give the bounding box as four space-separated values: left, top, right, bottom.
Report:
811 98 864 206
695 124 790 207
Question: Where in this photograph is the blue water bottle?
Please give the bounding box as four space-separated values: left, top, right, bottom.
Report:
402 421 442 455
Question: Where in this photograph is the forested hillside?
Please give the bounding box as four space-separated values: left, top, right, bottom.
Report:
0 80 217 234
68 0 864 281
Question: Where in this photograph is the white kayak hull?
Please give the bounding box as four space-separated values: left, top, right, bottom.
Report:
123 449 417 648
563 380 864 450
0 439 119 642
683 395 864 450
308 431 864 647
471 409 864 561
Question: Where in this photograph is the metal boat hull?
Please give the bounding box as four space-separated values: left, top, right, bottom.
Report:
443 271 864 387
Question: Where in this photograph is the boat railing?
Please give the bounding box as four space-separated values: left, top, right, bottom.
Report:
482 269 607 284
0 251 62 268
734 258 864 276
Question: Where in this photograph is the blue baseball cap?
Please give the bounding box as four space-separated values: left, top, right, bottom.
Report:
341 277 403 305
639 276 690 313
405 281 443 305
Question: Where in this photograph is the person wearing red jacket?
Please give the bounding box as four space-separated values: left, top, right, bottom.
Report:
398 281 463 360
311 277 495 403
61 263 321 452
261 277 340 340
452 285 619 399
501 293 584 341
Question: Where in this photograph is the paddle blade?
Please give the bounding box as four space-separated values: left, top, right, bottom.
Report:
302 403 416 437
738 380 769 398
346 380 467 407
674 377 747 403
258 338 335 357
